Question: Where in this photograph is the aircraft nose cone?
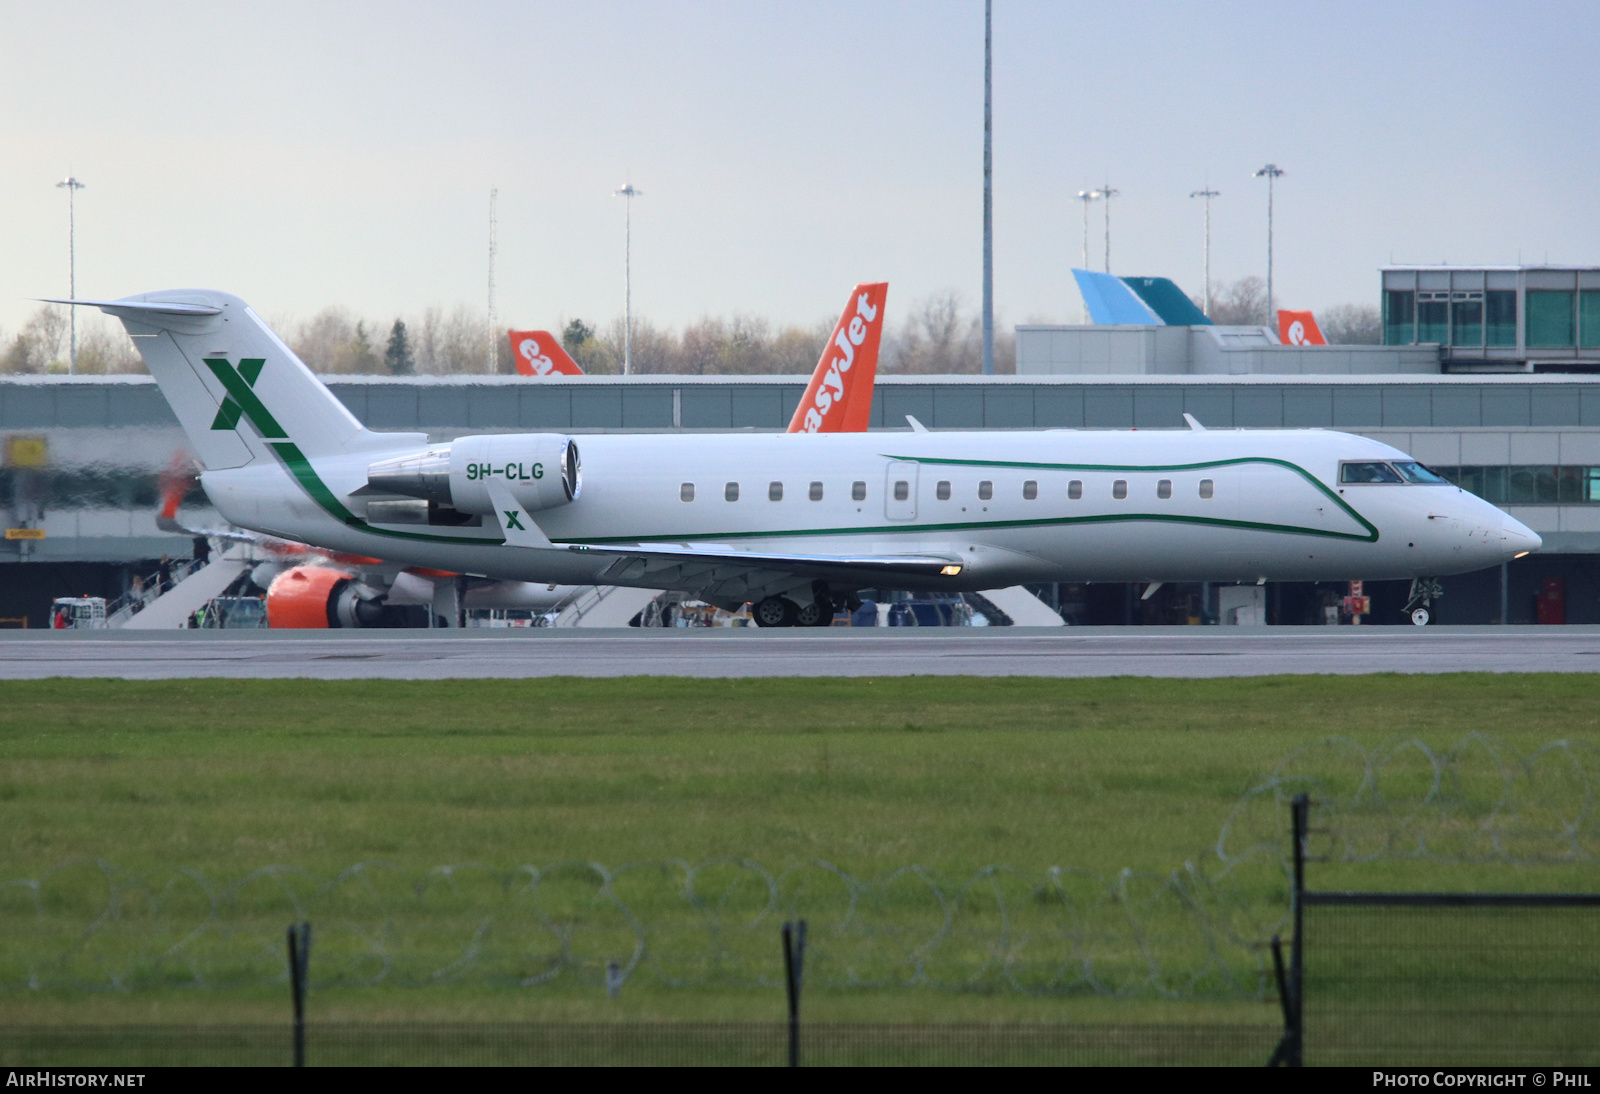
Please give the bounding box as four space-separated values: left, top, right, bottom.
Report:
1502 516 1542 558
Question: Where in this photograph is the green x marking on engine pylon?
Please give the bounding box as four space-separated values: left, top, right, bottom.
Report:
503 510 526 531
206 358 286 438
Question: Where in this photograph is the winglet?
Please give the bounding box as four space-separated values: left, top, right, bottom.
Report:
906 415 929 433
1183 413 1206 431
486 482 555 549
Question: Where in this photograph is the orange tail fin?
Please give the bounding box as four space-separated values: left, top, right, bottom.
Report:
787 282 887 433
509 330 584 376
1277 310 1327 346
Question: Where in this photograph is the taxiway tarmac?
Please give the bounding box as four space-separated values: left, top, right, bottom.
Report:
1 627 1597 680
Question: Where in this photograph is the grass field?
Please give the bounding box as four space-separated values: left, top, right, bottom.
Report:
1 674 1596 1026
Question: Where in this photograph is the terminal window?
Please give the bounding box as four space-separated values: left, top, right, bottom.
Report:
1582 291 1600 348
1384 290 1415 345
1527 291 1576 347
1451 292 1483 347
1486 290 1517 347
1417 293 1449 344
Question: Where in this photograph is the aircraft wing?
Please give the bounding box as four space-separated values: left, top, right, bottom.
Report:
565 540 962 604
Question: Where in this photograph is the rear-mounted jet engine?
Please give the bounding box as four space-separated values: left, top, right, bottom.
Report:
365 435 581 517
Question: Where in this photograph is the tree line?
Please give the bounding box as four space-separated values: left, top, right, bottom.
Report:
0 278 1379 377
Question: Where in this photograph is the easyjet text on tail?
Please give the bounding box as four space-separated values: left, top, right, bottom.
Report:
787 282 887 433
509 330 584 376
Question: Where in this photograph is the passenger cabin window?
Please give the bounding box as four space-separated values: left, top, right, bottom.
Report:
1157 479 1172 499
725 482 740 502
1112 479 1128 500
769 481 783 501
1199 479 1214 499
893 480 910 502
1023 480 1038 500
936 480 951 500
852 480 867 501
1392 461 1450 484
1341 462 1405 484
978 480 993 500
1068 480 1083 500
810 481 824 501
680 482 695 502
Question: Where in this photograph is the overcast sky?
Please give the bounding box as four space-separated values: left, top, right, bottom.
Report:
2 0 1597 339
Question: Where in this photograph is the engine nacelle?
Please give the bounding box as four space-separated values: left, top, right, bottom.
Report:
365 434 580 516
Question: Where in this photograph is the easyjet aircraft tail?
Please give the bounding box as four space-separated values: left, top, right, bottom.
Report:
787 282 887 433
509 330 583 376
1278 309 1327 345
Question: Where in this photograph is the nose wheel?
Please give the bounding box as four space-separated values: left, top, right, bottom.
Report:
1403 578 1444 626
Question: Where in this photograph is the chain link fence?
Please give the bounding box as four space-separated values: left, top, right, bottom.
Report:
2 734 1593 1002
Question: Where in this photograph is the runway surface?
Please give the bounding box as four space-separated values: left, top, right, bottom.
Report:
2 627 1599 680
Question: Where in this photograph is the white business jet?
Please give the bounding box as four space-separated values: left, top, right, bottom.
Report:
54 291 1538 627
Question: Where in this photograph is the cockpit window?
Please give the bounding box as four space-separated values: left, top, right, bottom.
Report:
1392 461 1450 485
1340 461 1405 484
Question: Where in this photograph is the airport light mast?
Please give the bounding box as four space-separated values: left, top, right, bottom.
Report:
55 176 85 374
980 0 994 376
614 182 643 376
1075 190 1100 269
487 187 498 374
1190 186 1220 318
1254 163 1284 326
1095 184 1119 273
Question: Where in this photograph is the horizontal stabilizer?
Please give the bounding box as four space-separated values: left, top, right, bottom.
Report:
38 297 222 317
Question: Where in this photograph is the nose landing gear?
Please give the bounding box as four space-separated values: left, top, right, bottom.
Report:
1403 578 1444 626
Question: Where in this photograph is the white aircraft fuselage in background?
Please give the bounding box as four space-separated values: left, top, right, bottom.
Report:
60 291 1539 621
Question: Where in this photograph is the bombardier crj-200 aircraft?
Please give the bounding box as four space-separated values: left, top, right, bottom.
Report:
55 290 1540 627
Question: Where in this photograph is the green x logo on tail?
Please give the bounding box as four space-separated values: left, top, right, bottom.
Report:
207 358 286 438
503 509 526 531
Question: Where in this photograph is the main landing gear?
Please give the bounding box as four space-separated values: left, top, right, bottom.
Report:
1403 577 1444 626
752 593 840 628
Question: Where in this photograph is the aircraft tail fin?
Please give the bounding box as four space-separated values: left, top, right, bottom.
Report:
788 282 887 433
509 330 584 376
1072 269 1163 325
47 291 415 470
1278 309 1327 345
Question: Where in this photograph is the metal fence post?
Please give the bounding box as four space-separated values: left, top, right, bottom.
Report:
782 919 807 1067
287 921 311 1067
1288 792 1308 1066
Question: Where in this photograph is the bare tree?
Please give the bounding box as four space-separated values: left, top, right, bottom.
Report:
0 305 69 373
73 317 145 374
1319 303 1382 345
884 290 981 374
1204 277 1269 326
